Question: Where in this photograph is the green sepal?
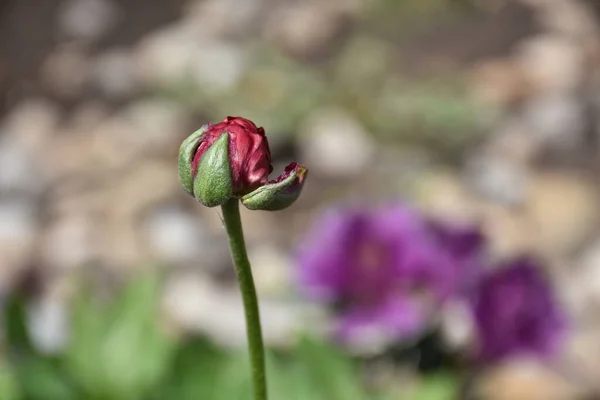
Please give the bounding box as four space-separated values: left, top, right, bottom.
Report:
241 164 307 211
178 125 208 196
193 132 233 207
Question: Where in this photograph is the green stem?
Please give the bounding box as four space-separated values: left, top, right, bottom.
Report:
221 198 267 400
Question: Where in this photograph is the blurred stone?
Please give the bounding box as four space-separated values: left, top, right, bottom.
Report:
135 25 197 88
119 99 191 154
299 109 375 178
568 240 600 319
28 297 70 354
183 0 263 38
46 132 98 183
40 45 90 99
487 120 541 163
188 41 246 93
89 116 140 171
142 205 226 267
533 0 599 40
465 153 530 205
91 48 138 98
479 203 537 259
100 213 143 270
522 94 586 154
475 359 582 400
264 1 352 58
163 272 307 347
563 328 600 393
247 244 292 297
0 199 38 277
414 169 478 221
470 59 530 106
527 172 598 256
58 0 120 41
109 160 180 216
0 99 60 150
440 300 475 351
0 100 60 195
0 131 46 196
41 213 98 270
136 25 246 93
515 35 583 94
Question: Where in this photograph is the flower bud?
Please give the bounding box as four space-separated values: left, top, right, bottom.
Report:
241 162 308 211
178 116 308 210
198 116 272 195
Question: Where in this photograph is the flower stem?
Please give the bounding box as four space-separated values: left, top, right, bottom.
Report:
221 198 267 400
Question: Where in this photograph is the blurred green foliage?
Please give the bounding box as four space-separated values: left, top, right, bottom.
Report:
0 276 365 399
0 273 459 399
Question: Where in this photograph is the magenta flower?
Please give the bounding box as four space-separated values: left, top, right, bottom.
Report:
470 257 566 362
297 204 484 345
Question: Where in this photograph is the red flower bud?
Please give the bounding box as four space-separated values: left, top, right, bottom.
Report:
191 116 273 195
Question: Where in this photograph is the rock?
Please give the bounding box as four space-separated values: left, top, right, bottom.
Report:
515 35 584 95
108 160 180 217
162 272 308 347
0 100 60 195
58 0 120 41
88 116 140 171
298 109 375 178
0 99 60 150
527 172 598 257
533 0 599 40
40 44 90 99
475 358 583 400
568 240 600 320
521 94 586 154
478 203 537 259
562 328 600 393
183 0 263 39
0 132 46 196
263 1 351 58
135 24 197 88
135 26 246 93
188 41 246 94
91 48 139 98
142 205 227 268
28 296 70 354
470 58 531 106
247 244 292 297
413 169 477 221
439 300 474 351
0 199 38 277
465 151 530 206
41 213 98 270
118 99 191 154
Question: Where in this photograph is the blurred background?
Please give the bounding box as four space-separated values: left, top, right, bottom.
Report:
0 0 600 398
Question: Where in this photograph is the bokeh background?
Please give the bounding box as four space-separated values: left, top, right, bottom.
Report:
1 0 600 398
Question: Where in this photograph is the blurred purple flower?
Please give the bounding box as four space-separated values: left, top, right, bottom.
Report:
471 257 566 362
297 204 484 345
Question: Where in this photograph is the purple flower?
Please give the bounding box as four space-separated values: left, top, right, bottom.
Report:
297 204 484 346
470 257 566 362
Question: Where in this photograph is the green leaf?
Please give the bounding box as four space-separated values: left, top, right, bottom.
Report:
293 336 368 400
153 336 224 400
211 351 253 400
4 293 33 353
0 363 21 400
407 372 460 400
16 357 78 400
65 273 176 400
